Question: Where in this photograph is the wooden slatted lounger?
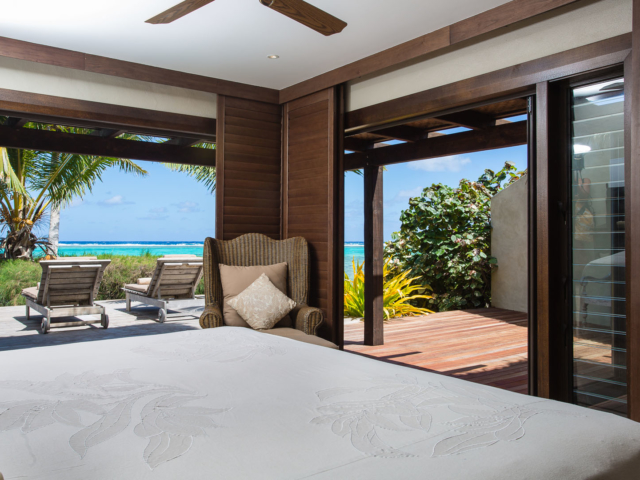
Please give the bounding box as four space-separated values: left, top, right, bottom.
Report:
21 257 112 334
122 255 204 323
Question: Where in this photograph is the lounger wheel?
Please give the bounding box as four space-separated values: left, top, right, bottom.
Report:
41 317 50 334
159 309 167 323
101 314 109 329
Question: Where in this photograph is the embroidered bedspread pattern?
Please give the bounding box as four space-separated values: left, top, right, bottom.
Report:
0 328 639 479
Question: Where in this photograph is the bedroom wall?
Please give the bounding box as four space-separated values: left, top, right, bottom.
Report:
215 96 282 241
283 88 341 345
0 56 217 118
491 176 529 314
347 0 632 112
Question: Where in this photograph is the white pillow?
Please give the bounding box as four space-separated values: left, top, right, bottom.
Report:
227 274 296 330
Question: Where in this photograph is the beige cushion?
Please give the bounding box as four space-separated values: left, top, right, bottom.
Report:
137 277 152 285
124 283 149 294
227 274 296 331
264 328 339 350
21 287 39 300
219 263 292 328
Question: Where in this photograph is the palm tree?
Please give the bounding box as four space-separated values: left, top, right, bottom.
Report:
0 124 148 260
165 142 216 193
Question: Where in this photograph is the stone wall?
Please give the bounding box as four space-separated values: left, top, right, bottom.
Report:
490 176 528 313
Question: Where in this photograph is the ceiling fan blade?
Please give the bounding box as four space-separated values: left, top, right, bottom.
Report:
259 0 347 36
146 0 216 24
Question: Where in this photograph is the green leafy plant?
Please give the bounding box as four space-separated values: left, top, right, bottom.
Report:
344 259 433 320
385 162 525 312
166 142 216 193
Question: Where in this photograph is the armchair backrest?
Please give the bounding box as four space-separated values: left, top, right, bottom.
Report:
203 233 309 307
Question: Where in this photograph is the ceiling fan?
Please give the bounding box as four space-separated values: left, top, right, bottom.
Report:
146 0 347 36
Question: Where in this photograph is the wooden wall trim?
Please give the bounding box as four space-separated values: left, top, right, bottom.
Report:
536 79 572 402
279 0 583 103
282 102 289 241
215 96 226 240
0 88 216 140
335 85 345 350
535 82 552 399
0 36 279 104
346 34 631 132
627 0 640 422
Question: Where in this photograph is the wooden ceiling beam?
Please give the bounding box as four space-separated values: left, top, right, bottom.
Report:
344 137 375 153
370 125 424 142
3 117 28 128
435 110 496 130
0 88 217 142
346 34 631 130
0 125 215 166
164 137 206 147
89 128 125 139
344 122 527 170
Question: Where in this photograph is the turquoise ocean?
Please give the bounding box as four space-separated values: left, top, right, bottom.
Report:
58 242 366 278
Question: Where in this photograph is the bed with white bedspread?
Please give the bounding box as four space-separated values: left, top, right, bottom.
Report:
0 327 639 479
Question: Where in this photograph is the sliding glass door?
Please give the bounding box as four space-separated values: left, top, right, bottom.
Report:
570 78 627 416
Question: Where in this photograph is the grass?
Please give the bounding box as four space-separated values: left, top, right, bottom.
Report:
0 252 204 307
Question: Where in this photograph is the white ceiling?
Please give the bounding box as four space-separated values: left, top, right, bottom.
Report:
0 0 513 90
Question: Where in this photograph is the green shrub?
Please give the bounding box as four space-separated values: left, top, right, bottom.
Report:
0 253 205 306
385 162 525 312
95 253 160 301
0 260 42 306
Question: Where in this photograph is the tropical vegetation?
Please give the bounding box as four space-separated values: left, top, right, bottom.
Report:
344 259 433 320
0 121 148 260
385 162 526 312
166 143 216 194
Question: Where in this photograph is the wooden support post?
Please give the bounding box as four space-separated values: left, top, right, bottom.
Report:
535 81 571 403
627 0 640 421
364 165 384 346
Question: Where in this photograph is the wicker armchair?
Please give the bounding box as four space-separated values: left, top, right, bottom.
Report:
199 233 325 336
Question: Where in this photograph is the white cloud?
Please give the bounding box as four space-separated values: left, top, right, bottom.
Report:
138 207 169 221
173 201 200 213
407 155 471 172
99 195 133 206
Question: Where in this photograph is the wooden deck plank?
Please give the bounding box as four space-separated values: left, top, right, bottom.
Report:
344 307 529 394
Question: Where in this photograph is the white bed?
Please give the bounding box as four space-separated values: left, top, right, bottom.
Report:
0 327 639 479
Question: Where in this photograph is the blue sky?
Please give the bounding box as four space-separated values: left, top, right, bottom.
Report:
56 124 528 242
58 162 216 241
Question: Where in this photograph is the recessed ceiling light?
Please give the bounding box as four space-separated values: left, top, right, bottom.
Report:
573 144 592 154
267 55 280 59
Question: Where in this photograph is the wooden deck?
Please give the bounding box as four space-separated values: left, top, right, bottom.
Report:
344 308 529 394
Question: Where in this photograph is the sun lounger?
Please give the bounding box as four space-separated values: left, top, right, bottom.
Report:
21 257 111 334
123 255 204 322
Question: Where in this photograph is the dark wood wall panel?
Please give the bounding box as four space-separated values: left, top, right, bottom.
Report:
283 88 340 344
216 96 282 241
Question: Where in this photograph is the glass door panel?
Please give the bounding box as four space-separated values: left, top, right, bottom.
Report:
571 78 627 417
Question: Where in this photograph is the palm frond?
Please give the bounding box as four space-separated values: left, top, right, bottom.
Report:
166 163 216 194
0 148 27 195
